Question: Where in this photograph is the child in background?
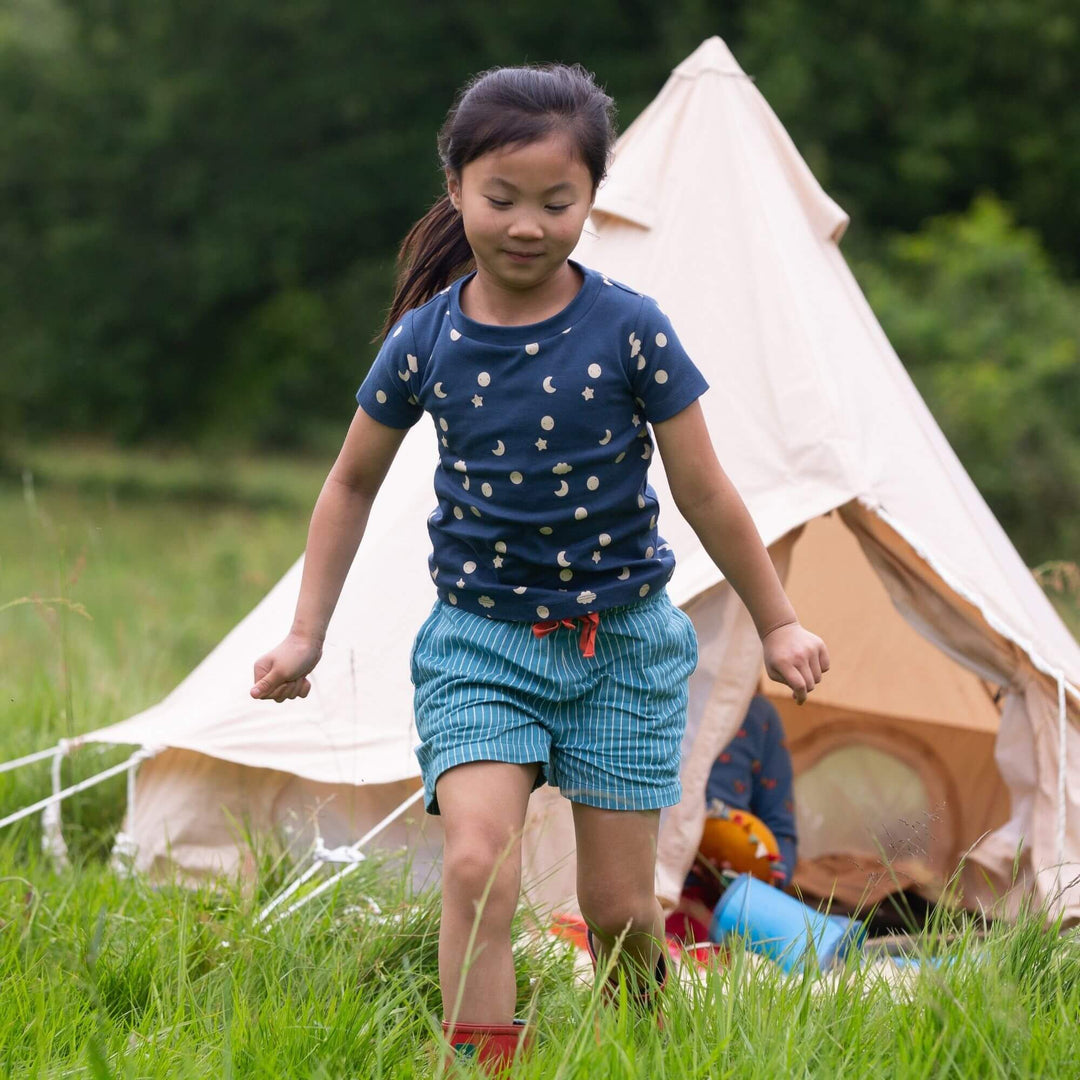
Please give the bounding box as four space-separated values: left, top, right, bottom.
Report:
251 63 829 1072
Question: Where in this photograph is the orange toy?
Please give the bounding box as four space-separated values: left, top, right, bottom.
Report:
697 802 781 883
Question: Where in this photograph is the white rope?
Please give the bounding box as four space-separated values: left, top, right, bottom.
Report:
1057 671 1068 877
0 745 65 776
0 748 156 832
258 787 425 925
41 743 70 869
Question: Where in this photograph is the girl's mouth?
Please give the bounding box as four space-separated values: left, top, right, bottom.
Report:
504 250 543 263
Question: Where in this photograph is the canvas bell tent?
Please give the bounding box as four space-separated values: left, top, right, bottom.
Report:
11 37 1078 923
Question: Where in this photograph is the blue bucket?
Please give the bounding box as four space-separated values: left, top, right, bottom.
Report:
709 874 864 972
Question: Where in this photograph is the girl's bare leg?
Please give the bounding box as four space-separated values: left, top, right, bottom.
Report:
572 804 665 982
435 760 540 1024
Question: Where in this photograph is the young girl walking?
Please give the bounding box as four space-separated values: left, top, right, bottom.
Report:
251 63 829 1071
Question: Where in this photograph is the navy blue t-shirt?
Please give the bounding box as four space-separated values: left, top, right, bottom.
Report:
356 262 709 622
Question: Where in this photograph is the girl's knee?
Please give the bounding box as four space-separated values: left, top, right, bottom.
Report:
578 890 658 940
443 838 522 914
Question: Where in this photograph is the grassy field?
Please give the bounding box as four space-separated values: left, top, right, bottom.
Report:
2 443 1079 1077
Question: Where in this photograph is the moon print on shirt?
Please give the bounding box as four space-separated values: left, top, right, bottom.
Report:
375 390 387 403
560 569 573 581
398 369 410 380
478 372 491 386
450 328 461 341
481 483 493 497
554 481 569 496
536 605 550 618
494 541 507 554
540 416 555 431
641 443 653 460
556 551 571 567
654 370 668 384
586 476 599 491
513 586 527 594
492 440 505 455
539 526 553 535
614 452 626 463
407 353 418 372
618 567 630 580
655 332 668 347
543 377 556 393
463 561 477 573
434 382 447 398
510 471 523 484
587 363 602 378
392 325 403 338
439 418 449 432
453 506 464 519
599 533 611 546
599 430 612 445
638 494 646 509
526 343 539 355
639 584 651 597
575 507 588 520
628 332 641 358
462 477 470 491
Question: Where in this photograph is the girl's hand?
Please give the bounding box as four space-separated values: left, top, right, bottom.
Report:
250 633 323 702
762 622 830 705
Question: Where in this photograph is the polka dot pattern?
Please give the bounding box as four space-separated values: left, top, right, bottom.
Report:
355 264 708 620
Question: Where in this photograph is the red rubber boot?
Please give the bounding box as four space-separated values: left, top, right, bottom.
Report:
442 1019 532 1074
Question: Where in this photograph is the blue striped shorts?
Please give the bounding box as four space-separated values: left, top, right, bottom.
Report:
410 588 699 815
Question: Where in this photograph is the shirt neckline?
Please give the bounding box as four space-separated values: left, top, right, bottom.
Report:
448 260 603 346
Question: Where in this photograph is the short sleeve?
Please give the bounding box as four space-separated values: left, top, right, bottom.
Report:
628 297 709 424
355 314 424 429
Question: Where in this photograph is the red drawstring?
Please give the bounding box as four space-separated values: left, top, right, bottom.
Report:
532 612 600 657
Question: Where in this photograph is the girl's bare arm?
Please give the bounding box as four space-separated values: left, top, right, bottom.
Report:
251 408 409 701
653 401 829 702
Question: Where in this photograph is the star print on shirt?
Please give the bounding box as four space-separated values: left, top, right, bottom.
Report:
535 438 547 451
471 394 483 408
631 414 641 427
592 551 601 563
493 555 504 568
582 387 594 401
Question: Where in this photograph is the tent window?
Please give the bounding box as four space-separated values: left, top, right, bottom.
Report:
794 745 933 863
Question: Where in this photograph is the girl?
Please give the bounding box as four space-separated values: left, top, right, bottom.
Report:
251 63 829 1070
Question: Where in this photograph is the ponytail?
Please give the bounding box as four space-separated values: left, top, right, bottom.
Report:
380 195 473 339
378 64 615 340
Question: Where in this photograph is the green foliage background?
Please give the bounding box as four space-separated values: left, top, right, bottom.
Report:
1 0 1078 562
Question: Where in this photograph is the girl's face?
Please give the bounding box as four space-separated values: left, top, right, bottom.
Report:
447 132 594 294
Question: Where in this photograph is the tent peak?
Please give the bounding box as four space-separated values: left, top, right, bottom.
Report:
673 37 747 80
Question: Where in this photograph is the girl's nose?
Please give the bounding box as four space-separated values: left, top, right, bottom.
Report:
507 214 543 239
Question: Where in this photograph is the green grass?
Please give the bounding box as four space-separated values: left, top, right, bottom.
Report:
2 445 1080 1077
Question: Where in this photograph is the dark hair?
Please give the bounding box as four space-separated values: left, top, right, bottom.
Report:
380 63 616 338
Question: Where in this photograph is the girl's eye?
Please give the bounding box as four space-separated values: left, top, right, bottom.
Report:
486 197 512 208
546 204 571 213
